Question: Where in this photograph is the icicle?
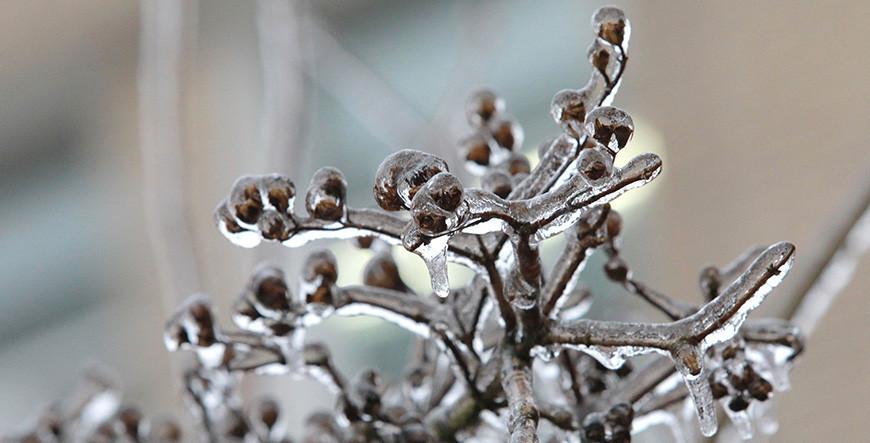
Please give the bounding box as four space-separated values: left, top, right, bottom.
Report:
407 234 451 297
672 345 718 437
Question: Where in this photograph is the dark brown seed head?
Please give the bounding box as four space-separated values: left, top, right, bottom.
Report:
306 167 348 221
466 89 504 127
604 256 630 282
374 150 449 211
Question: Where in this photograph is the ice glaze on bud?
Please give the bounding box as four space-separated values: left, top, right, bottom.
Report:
551 89 592 137
577 145 615 186
229 176 265 225
301 250 339 305
410 172 466 236
482 170 513 198
489 116 523 151
250 265 292 315
305 167 347 221
262 174 296 214
374 150 449 211
164 294 219 351
592 7 629 46
352 369 384 418
253 398 281 430
303 342 331 367
363 253 408 292
585 106 634 153
465 89 504 127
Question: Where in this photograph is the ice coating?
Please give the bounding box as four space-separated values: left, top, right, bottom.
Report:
145 5 828 442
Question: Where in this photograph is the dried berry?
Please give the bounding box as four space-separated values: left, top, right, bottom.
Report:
374 150 449 211
306 167 348 221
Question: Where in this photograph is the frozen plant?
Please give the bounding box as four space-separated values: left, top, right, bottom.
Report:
183 7 802 442
7 5 870 443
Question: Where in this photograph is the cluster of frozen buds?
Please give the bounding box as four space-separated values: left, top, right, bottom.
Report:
181 6 811 443
7 6 824 443
2 368 183 443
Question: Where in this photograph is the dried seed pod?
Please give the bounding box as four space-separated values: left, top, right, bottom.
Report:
252 397 281 431
303 342 331 367
145 417 182 443
118 406 143 438
728 395 750 412
363 252 408 292
460 132 495 175
588 38 614 79
215 201 261 248
229 176 266 226
489 116 524 151
604 256 630 282
261 174 296 214
250 265 292 315
301 250 339 305
306 167 348 221
585 106 634 153
577 145 614 186
582 414 606 442
605 209 623 238
466 89 504 127
501 152 531 176
482 170 513 198
164 295 219 350
374 150 450 211
410 172 466 236
257 210 293 242
550 89 592 137
592 6 630 47
352 369 384 418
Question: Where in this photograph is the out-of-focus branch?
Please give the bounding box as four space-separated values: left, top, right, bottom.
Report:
138 0 201 309
787 188 870 335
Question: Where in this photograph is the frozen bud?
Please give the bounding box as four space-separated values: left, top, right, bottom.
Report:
460 133 494 173
585 106 634 153
502 153 531 176
250 265 291 314
582 414 606 442
401 421 434 443
587 39 612 78
550 89 591 137
465 89 504 127
215 202 260 248
352 369 384 417
482 170 513 198
604 258 628 284
262 174 296 214
605 210 623 238
699 266 721 299
253 398 281 430
303 342 331 366
257 210 293 242
577 145 614 186
606 403 634 428
410 172 465 236
229 176 265 225
363 253 408 292
374 150 449 211
728 395 750 412
592 7 629 46
306 167 347 221
489 116 523 151
709 372 730 400
146 417 182 443
164 295 218 350
302 250 339 305
221 410 250 440
354 236 375 249
118 406 143 438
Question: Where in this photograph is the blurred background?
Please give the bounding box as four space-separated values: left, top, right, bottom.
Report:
0 0 868 441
